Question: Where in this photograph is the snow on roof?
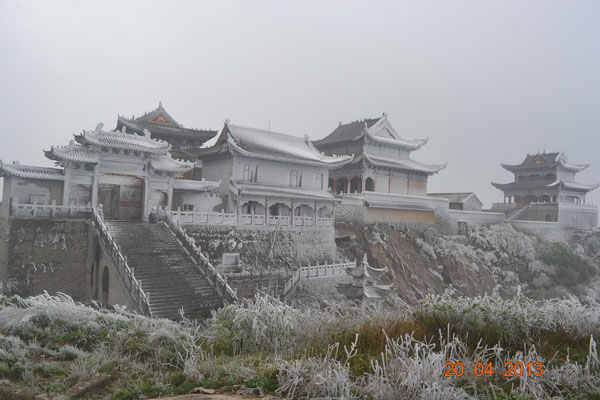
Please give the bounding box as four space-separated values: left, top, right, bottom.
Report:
547 180 600 191
0 160 64 181
355 153 446 175
230 180 337 201
314 115 428 150
149 156 195 175
428 192 481 204
226 123 352 168
45 143 98 165
75 123 171 155
173 179 221 191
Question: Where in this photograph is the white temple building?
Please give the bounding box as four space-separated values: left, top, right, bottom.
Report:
1 123 220 221
191 121 352 227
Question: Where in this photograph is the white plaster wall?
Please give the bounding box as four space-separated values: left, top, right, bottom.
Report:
448 210 505 225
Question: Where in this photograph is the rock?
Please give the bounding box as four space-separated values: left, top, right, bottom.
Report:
191 387 216 394
0 379 38 400
63 373 110 398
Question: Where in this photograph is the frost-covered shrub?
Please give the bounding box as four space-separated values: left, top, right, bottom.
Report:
468 224 536 264
538 242 597 287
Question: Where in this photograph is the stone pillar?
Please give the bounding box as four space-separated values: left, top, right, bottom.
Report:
142 176 150 222
91 167 99 207
62 168 70 205
265 197 268 225
167 177 174 211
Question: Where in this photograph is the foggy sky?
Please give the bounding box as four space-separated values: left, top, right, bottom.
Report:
1 0 599 208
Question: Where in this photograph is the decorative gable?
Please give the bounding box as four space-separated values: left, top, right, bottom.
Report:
149 114 172 125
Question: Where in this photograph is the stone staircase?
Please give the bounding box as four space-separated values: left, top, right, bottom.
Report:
105 221 223 320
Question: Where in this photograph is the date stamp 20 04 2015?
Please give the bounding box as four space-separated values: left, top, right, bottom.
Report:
444 362 544 378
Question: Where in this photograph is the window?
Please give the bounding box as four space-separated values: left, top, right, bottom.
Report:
243 164 258 182
290 170 302 187
183 204 194 211
316 173 324 189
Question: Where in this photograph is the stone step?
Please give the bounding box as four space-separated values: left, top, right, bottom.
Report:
104 221 223 321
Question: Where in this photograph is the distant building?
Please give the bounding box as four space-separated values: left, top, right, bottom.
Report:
492 151 598 207
428 192 483 211
193 121 352 226
491 151 598 228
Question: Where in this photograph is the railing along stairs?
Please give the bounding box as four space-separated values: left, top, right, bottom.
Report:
283 259 356 296
506 204 531 221
90 207 151 316
160 212 238 305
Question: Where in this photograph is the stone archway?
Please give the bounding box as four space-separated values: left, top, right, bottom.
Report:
102 266 109 302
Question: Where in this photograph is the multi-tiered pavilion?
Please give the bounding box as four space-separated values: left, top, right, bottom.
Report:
313 114 446 196
492 151 599 207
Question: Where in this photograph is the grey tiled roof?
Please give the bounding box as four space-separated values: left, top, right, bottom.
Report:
313 118 381 146
0 160 64 181
75 123 170 154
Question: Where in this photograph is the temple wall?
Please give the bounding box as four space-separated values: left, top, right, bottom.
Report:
172 191 224 212
3 219 89 298
558 205 598 229
201 156 234 196
365 208 435 224
515 204 558 222
186 225 336 267
448 210 505 225
9 177 64 207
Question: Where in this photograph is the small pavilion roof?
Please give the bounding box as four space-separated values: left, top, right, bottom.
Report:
116 102 217 143
45 142 98 164
0 160 64 181
75 123 171 155
195 122 353 168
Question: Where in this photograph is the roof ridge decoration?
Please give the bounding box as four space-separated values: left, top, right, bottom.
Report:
74 122 172 155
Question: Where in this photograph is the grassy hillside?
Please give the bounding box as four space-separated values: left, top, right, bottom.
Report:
1 292 599 399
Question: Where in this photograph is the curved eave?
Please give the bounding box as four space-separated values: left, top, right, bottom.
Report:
173 179 221 192
547 180 600 191
361 153 446 175
43 146 99 165
558 159 589 172
364 128 428 150
227 139 353 169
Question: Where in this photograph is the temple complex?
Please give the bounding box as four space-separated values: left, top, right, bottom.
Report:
491 151 598 228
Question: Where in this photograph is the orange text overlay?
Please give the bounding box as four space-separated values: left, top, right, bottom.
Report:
444 362 544 378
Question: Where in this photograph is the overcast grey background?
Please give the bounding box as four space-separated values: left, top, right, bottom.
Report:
0 0 598 208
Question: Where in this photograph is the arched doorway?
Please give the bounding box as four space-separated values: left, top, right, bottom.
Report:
335 178 348 194
102 266 109 302
349 177 362 193
328 178 334 191
540 195 551 203
90 262 95 289
365 177 374 192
